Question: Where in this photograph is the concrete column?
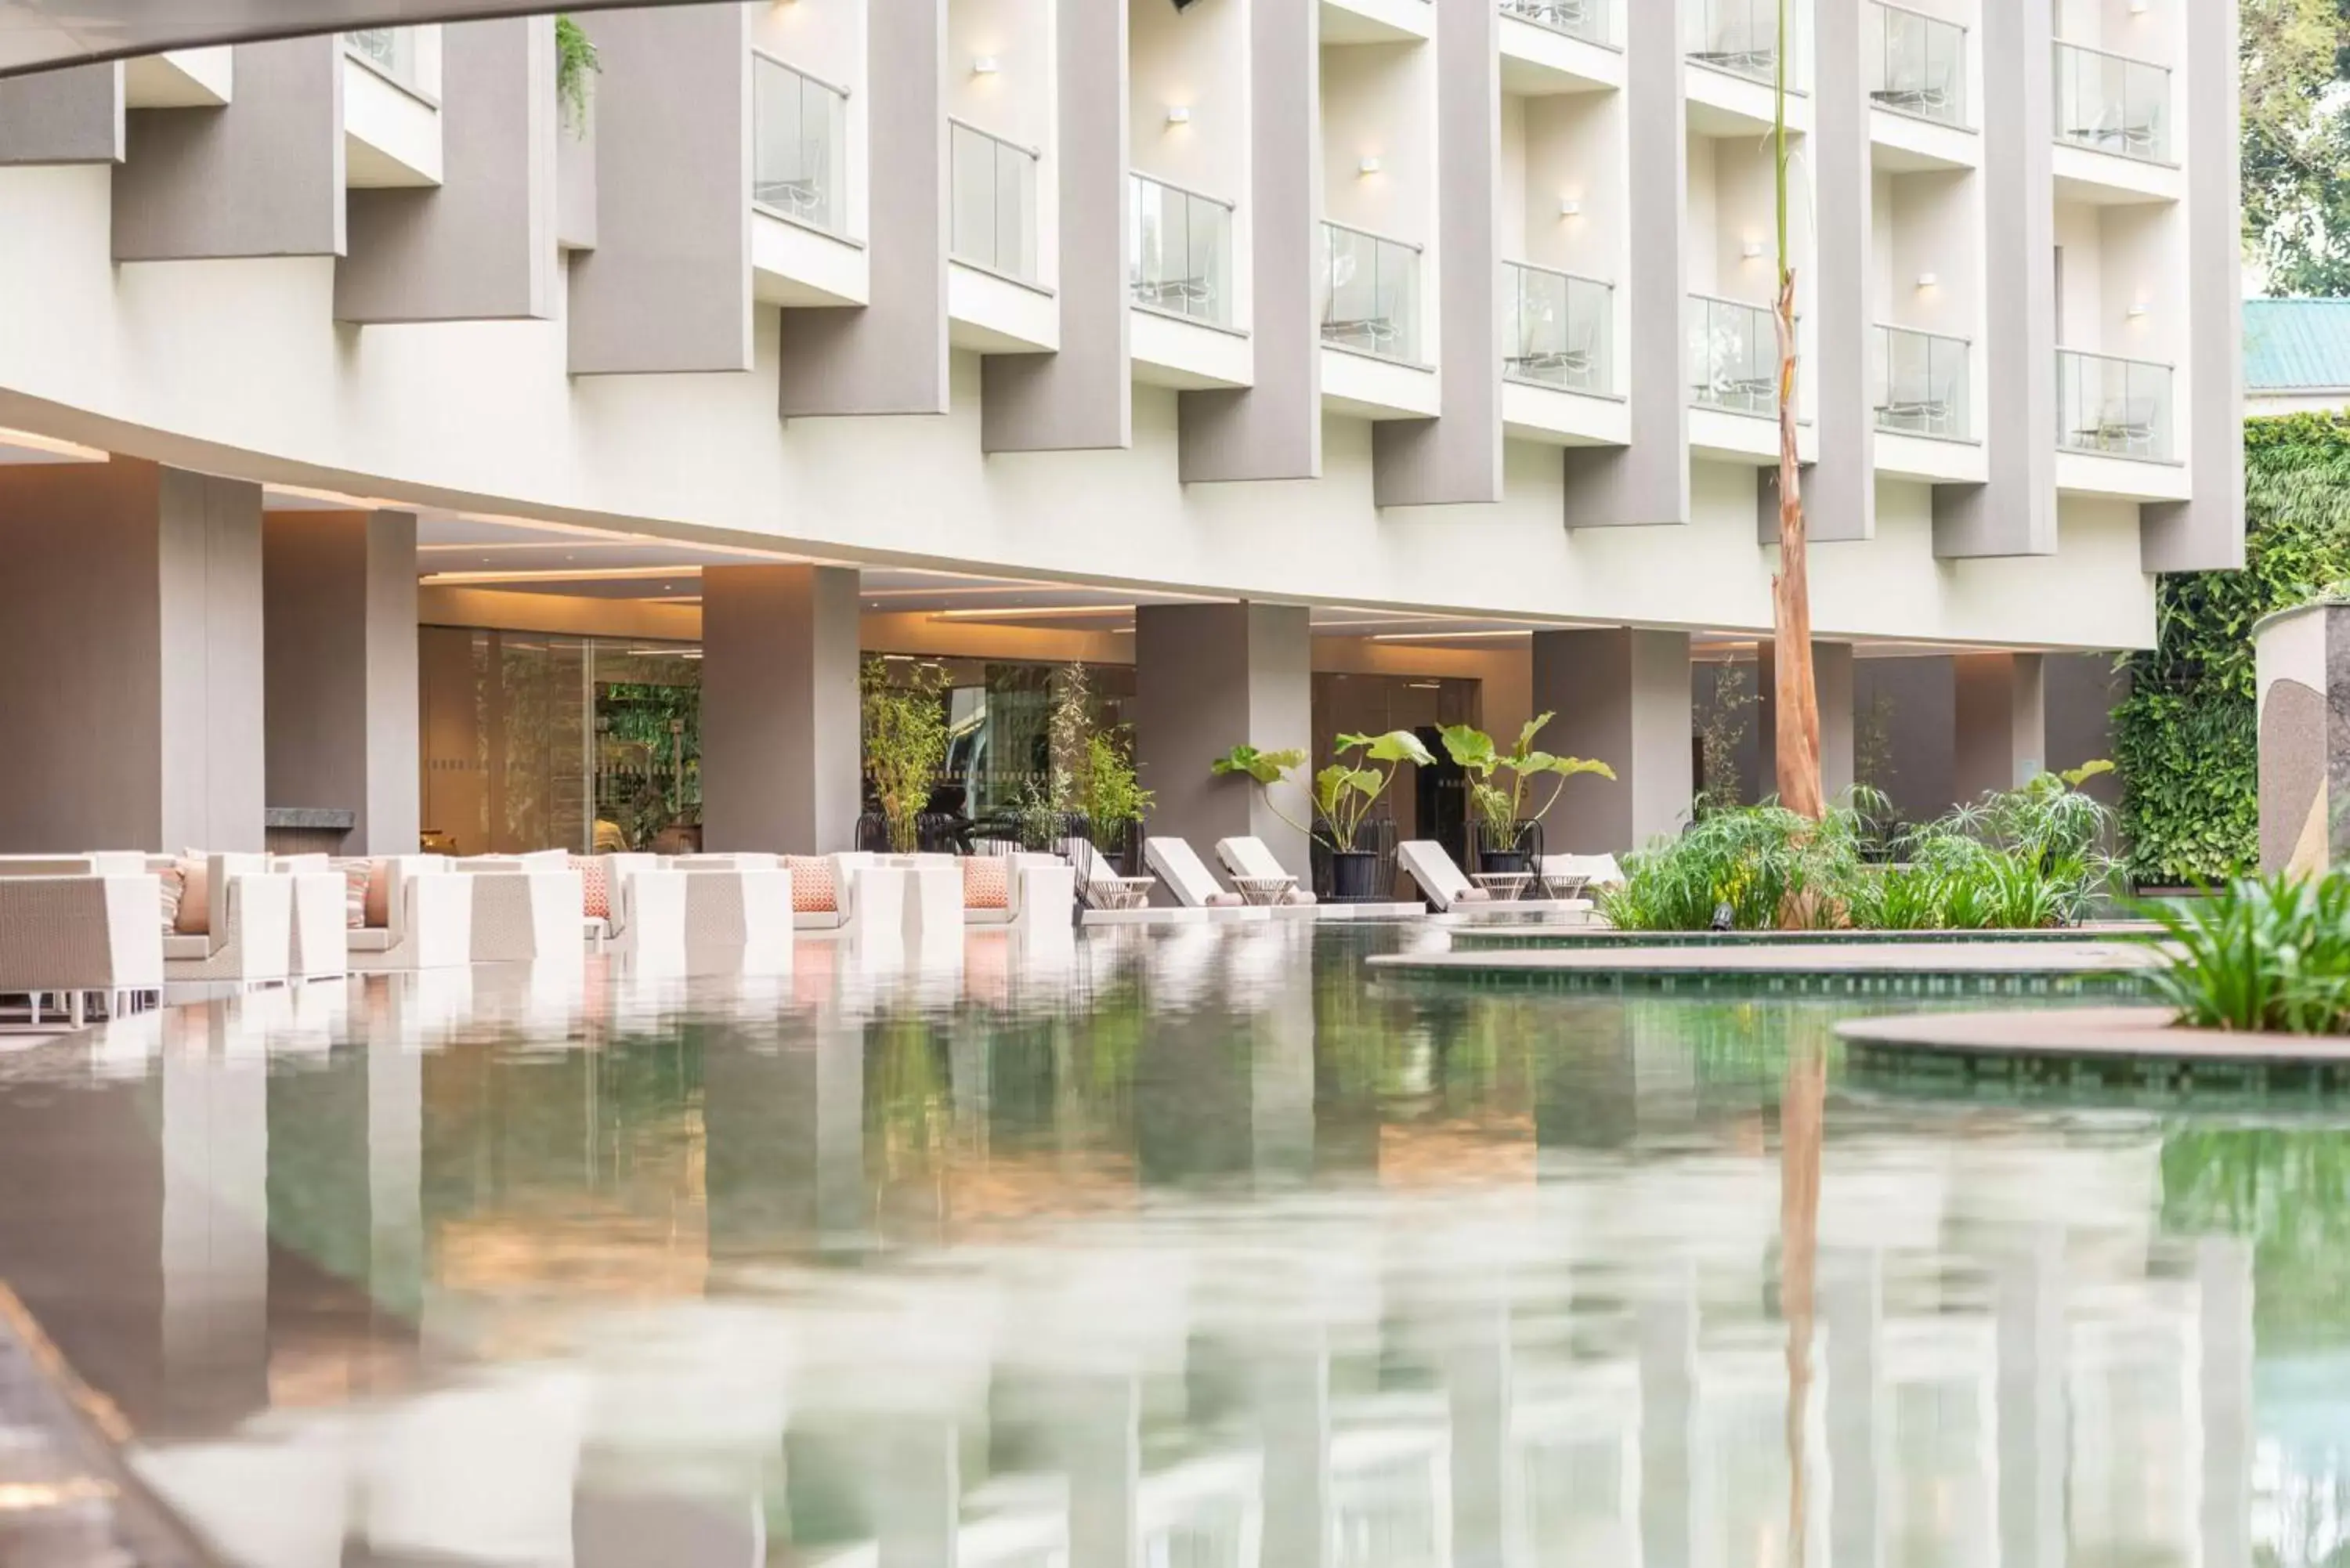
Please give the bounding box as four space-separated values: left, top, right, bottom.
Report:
2143 0 2245 573
700 565 862 854
1529 628 1693 854
0 457 264 853
779 0 949 417
337 16 559 324
1133 602 1313 877
2197 1239 2253 1568
1953 652 2046 800
263 510 421 854
1994 1229 2066 1568
1177 0 1321 482
567 5 751 375
113 37 344 261
0 60 123 164
1934 0 2055 558
980 0 1130 453
1820 641 1855 800
1372 0 1502 508
1563 0 1687 528
1805 0 1871 542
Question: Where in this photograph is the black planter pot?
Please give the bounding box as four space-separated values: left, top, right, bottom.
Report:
1477 849 1531 878
1326 850 1381 901
1472 818 1543 877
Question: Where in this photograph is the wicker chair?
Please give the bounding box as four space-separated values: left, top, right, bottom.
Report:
0 874 165 1028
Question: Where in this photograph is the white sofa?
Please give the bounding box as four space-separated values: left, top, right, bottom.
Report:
270 853 352 982
677 865 795 970
0 874 165 1028
964 853 1076 930
349 856 476 972
164 854 295 988
457 857 586 966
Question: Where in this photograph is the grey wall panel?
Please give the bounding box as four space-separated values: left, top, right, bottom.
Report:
0 60 121 164
262 510 420 854
1953 651 2046 798
2043 650 2124 807
980 0 1130 452
156 468 267 852
1818 641 1854 800
1177 0 1321 482
1531 628 1693 853
1806 0 1871 542
700 565 862 854
566 5 750 375
1371 0 1501 508
336 17 558 323
779 0 949 417
112 37 343 260
1933 1 2054 558
1133 603 1314 880
1562 0 1687 528
2142 0 2244 573
1853 654 1954 822
555 78 596 251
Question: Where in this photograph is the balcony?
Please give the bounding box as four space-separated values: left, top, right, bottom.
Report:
1873 325 1969 440
1685 0 1801 90
1499 0 1607 47
947 119 1053 351
2052 42 2170 164
1866 3 1965 128
345 28 421 92
342 27 439 187
1502 263 1625 446
751 52 862 308
2055 349 2171 462
1689 293 1778 417
1320 222 1434 418
1129 172 1248 389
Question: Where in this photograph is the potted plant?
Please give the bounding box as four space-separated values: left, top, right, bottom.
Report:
1081 727 1155 873
861 657 950 854
1210 731 1433 899
1439 716 1615 876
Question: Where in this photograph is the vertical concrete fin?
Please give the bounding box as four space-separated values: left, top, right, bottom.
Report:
1935 0 2055 558
0 61 123 165
779 0 950 417
2143 0 2245 573
1563 0 1687 528
1133 603 1314 876
566 5 751 375
112 38 343 261
338 18 559 324
1808 0 1872 542
980 0 1130 452
555 74 597 251
156 468 266 852
1818 641 1856 800
1372 0 1502 508
700 565 862 854
1177 0 1322 483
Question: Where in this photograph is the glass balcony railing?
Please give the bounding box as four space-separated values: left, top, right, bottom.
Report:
1866 2 1965 127
1499 0 1608 47
751 53 849 234
2052 41 2170 163
1129 172 1235 327
1873 324 1970 440
1319 222 1422 363
949 119 1039 284
345 27 420 89
2056 349 2172 461
1503 262 1614 396
1689 293 1781 416
1685 0 1803 90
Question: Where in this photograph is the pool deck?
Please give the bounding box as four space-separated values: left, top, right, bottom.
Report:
1840 1006 2350 1065
1368 939 2166 980
1444 921 2164 948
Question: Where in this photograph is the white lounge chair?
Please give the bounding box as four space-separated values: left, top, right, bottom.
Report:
164 854 295 989
1214 837 1318 912
0 874 164 1029
1067 840 1158 910
270 853 352 983
349 856 475 972
1145 838 1271 923
1397 840 1497 916
677 865 795 971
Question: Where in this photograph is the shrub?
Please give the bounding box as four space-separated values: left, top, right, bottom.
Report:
1598 799 1864 932
2141 873 2350 1035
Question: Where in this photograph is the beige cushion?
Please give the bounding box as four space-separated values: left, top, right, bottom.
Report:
173 855 208 935
158 862 186 934
363 858 392 928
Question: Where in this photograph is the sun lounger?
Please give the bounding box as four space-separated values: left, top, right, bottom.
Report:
1213 837 1318 911
1145 839 1271 923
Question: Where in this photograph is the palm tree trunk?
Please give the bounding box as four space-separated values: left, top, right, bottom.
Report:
1772 0 1825 822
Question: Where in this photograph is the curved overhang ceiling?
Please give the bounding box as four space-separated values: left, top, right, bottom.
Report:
0 0 706 77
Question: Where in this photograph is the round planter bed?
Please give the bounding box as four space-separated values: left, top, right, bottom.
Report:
1840 1006 2350 1093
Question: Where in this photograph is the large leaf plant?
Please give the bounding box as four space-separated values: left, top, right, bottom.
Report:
1210 730 1434 851
1439 714 1615 847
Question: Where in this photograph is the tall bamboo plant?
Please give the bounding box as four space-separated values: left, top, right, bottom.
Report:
1770 0 1824 822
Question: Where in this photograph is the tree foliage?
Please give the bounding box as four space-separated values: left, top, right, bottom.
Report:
2116 416 2350 882
2242 0 2350 294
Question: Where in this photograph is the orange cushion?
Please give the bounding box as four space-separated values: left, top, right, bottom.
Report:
784 855 837 914
963 856 1009 910
173 856 208 936
157 863 186 934
363 858 392 929
570 855 609 920
329 858 371 929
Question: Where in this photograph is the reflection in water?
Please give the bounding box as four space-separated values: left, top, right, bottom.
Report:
0 924 2325 1567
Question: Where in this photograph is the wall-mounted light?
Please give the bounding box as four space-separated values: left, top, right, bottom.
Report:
1741 238 1763 259
1916 270 1939 288
2127 0 2149 13
2127 300 2150 318
1358 155 1383 175
1166 104 1191 125
1557 197 1582 217
971 54 1000 74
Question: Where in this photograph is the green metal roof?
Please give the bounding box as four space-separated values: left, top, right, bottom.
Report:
2246 298 2350 392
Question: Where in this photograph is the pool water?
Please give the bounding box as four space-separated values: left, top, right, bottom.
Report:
0 922 2341 1568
